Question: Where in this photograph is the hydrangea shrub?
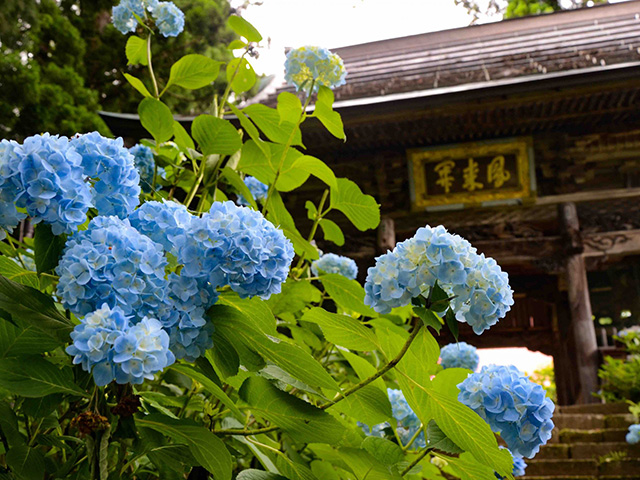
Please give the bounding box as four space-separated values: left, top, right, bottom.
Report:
440 341 480 371
0 9 550 480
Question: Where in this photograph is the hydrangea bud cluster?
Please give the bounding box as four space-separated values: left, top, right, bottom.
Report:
130 144 165 193
284 46 347 92
440 342 479 371
66 304 174 386
177 201 294 299
0 134 92 236
112 0 184 37
71 133 140 218
364 225 514 334
56 216 168 318
627 424 640 444
360 388 426 450
311 253 358 280
458 365 555 458
236 176 269 206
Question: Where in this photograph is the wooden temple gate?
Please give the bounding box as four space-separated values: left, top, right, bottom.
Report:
101 1 640 405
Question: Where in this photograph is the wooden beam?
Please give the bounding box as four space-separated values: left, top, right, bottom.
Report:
535 187 640 206
558 202 600 404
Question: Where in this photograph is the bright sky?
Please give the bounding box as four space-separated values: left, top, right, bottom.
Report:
232 0 487 75
478 348 553 375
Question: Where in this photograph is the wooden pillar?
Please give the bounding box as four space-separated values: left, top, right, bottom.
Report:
558 202 599 404
377 217 395 253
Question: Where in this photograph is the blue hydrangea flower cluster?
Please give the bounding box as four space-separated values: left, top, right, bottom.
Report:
360 388 426 450
284 46 347 92
0 134 93 236
364 225 514 334
311 253 358 280
153 2 185 37
56 216 168 319
129 199 193 253
71 133 140 218
177 201 294 299
440 342 480 371
66 304 174 386
130 144 165 193
627 424 640 444
0 140 27 240
112 0 183 38
458 365 555 458
236 176 269 206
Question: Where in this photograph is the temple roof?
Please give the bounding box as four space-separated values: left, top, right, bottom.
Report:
266 0 640 105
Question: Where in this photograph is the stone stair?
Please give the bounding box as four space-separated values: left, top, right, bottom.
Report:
523 403 640 479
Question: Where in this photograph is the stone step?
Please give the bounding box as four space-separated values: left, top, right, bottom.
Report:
524 459 640 477
554 428 629 444
553 414 635 431
559 403 629 415
571 442 640 459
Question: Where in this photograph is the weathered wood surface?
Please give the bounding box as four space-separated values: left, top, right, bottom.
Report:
559 202 600 404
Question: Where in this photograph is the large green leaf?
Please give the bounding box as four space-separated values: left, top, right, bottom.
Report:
220 166 258 209
340 350 386 393
319 274 376 317
301 308 378 351
0 401 26 447
192 115 242 156
332 384 392 427
167 54 222 90
5 445 45 480
239 141 309 192
173 120 195 151
124 73 152 97
125 35 148 66
361 437 404 466
0 257 39 288
139 98 174 144
227 58 256 94
330 178 380 231
265 191 318 260
277 92 302 125
445 452 498 480
243 104 303 147
210 304 339 391
313 87 345 140
318 219 344 246
291 156 337 190
237 471 288 480
34 224 66 274
240 377 347 444
337 447 402 480
137 415 232 480
0 318 61 358
227 15 262 42
0 357 86 398
0 274 73 343
426 420 463 454
228 104 271 158
170 364 242 419
275 456 318 480
266 279 321 316
218 294 276 335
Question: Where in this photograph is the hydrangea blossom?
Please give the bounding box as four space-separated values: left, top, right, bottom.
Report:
130 144 165 193
0 140 27 239
311 253 358 280
627 424 640 444
458 365 555 458
618 325 640 338
111 0 159 34
364 225 514 334
177 201 294 299
440 342 479 371
284 46 347 92
360 388 426 450
152 2 185 37
66 304 174 386
56 216 167 319
129 199 194 253
71 132 140 218
2 134 93 235
236 176 268 206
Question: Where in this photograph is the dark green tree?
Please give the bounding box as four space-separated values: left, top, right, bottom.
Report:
0 0 236 140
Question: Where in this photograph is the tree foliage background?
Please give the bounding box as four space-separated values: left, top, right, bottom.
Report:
0 0 235 140
455 0 608 24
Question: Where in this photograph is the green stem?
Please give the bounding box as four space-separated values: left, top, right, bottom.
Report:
262 80 315 217
294 189 329 272
318 322 422 411
218 50 249 118
210 425 279 436
147 34 159 98
401 424 424 452
400 447 431 476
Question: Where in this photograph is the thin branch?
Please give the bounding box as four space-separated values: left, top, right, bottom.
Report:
400 447 431 476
